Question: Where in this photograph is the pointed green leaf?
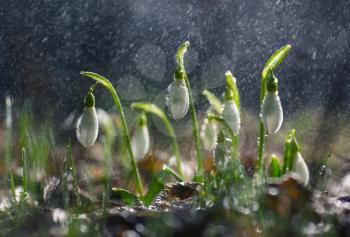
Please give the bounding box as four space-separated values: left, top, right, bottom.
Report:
202 89 222 114
143 175 164 206
176 41 190 66
80 71 112 89
282 129 301 174
269 154 282 177
162 164 183 182
131 102 166 121
111 188 138 205
207 114 234 139
262 44 291 79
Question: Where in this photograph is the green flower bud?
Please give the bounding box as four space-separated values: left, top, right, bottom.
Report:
84 90 95 107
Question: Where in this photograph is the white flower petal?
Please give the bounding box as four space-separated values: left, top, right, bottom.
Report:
131 125 150 160
262 92 283 134
292 152 310 186
222 101 240 135
76 107 99 148
167 80 189 120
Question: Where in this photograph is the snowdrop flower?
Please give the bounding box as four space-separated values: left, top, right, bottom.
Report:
262 73 283 134
166 79 189 120
76 91 99 148
222 89 240 135
131 114 150 161
166 41 190 120
291 152 309 186
200 117 218 151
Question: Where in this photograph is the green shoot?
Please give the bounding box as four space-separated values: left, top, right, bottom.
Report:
268 154 282 177
224 71 241 159
111 188 138 205
282 129 300 174
80 71 144 197
130 102 184 179
202 90 222 114
174 41 204 182
225 71 240 111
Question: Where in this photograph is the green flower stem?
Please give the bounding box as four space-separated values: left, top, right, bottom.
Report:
67 140 81 207
4 122 17 205
176 42 204 182
80 71 144 197
102 136 112 216
256 45 291 175
21 147 28 197
256 121 265 174
130 102 184 179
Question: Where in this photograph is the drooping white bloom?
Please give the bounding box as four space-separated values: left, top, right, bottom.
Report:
200 118 218 151
292 152 310 186
131 115 150 161
166 79 189 120
222 100 240 135
76 91 99 148
262 91 283 135
76 107 99 148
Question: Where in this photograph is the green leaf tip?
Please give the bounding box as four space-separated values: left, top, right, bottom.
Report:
176 41 190 63
202 89 222 114
269 154 282 177
282 129 301 173
262 44 291 79
131 102 165 120
111 188 138 204
225 70 240 110
174 41 190 81
80 71 111 88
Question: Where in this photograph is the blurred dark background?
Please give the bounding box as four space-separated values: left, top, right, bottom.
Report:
0 0 349 159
